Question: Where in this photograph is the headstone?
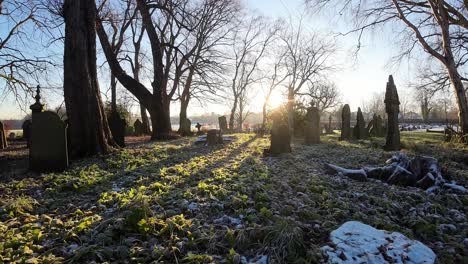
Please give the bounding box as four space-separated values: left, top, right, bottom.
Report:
134 119 143 136
29 86 68 172
22 119 32 147
108 111 126 147
369 114 384 137
218 116 228 132
266 112 291 155
8 132 15 140
384 75 401 150
340 104 351 140
180 118 192 136
305 106 320 144
353 107 367 139
0 121 7 149
326 115 333 134
206 129 222 146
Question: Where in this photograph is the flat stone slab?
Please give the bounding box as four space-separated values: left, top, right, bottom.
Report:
194 135 237 145
321 221 436 264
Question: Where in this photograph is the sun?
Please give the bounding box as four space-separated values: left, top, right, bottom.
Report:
267 90 285 109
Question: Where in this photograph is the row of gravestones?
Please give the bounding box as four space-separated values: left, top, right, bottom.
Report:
266 75 401 155
341 75 400 151
340 106 385 140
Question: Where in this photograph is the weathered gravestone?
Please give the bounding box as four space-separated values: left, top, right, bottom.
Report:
108 111 126 147
134 119 144 136
353 107 368 139
305 106 321 144
30 111 69 172
265 112 291 155
206 129 222 146
8 132 15 140
340 104 351 140
384 75 401 150
180 118 192 136
218 116 228 132
22 119 32 147
326 115 333 134
0 121 7 149
368 114 384 137
29 85 68 172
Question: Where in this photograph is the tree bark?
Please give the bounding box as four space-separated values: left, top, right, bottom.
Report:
110 73 117 112
229 98 238 131
63 0 114 158
287 88 294 134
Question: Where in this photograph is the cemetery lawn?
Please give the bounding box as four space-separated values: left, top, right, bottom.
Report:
1 132 467 263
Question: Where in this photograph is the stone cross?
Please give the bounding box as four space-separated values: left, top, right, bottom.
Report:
0 121 7 149
384 75 401 150
218 116 228 132
195 122 202 133
108 111 126 147
354 107 368 139
340 104 351 140
305 106 321 144
266 111 291 155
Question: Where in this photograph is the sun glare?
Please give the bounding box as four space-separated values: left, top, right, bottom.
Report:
267 90 285 109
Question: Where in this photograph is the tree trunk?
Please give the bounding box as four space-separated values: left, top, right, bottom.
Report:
63 0 114 158
229 98 238 131
287 88 294 134
179 98 190 135
110 73 117 113
446 64 468 138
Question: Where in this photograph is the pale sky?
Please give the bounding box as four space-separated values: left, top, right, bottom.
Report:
0 0 416 120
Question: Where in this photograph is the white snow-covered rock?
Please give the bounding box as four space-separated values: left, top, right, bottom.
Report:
322 221 436 264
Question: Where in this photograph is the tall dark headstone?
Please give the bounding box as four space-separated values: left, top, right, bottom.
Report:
218 116 228 132
30 86 68 172
353 107 368 139
266 112 291 155
340 104 351 140
326 115 333 134
0 121 7 149
108 111 126 147
22 119 32 147
369 114 384 137
134 119 144 136
384 75 400 150
305 106 321 144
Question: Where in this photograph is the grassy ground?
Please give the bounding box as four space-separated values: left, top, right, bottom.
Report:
0 132 467 263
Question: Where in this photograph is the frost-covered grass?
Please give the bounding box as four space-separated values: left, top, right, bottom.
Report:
0 133 467 263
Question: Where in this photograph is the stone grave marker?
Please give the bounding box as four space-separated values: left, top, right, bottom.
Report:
353 107 368 139
134 119 144 136
340 104 351 140
218 116 228 132
265 112 291 155
384 75 401 150
305 106 321 144
108 111 126 147
206 129 222 146
22 119 32 147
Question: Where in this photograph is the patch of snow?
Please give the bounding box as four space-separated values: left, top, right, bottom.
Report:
322 221 436 264
241 255 268 264
443 183 468 193
188 202 198 210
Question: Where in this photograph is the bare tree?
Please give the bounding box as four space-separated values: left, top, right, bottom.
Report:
0 0 52 108
225 15 277 131
280 18 336 133
308 0 468 140
302 80 341 115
